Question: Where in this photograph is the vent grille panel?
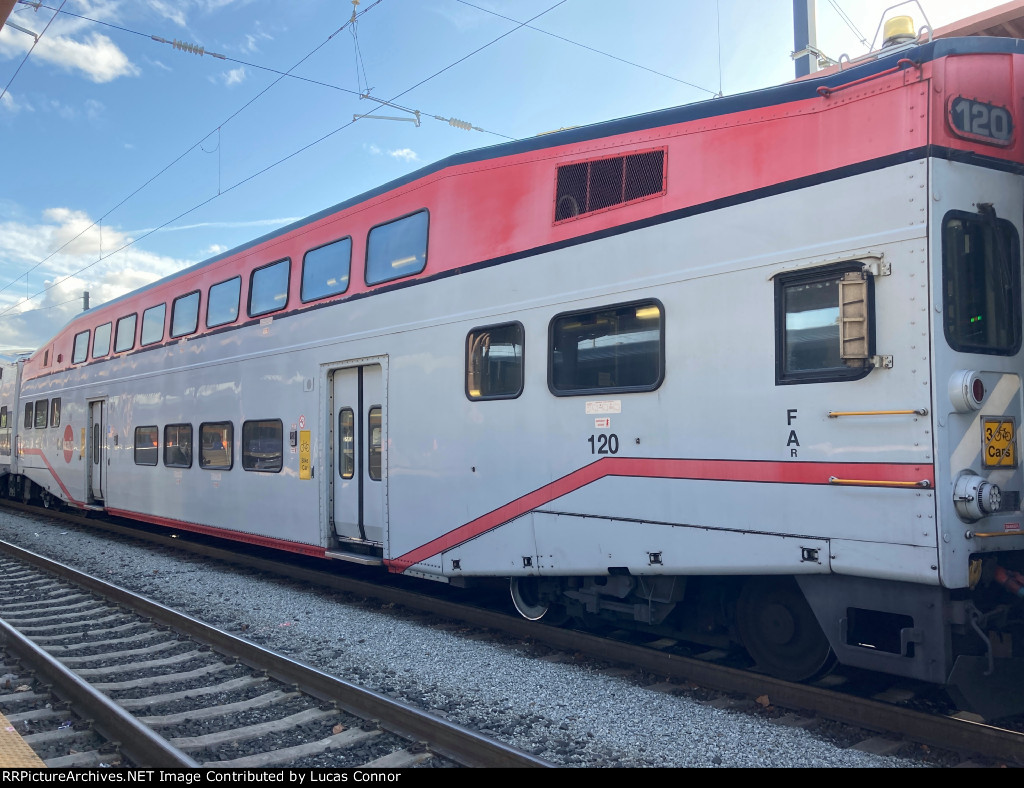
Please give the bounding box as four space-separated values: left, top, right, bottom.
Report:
555 148 666 223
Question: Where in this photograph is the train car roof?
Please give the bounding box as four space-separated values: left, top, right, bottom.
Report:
58 33 1024 334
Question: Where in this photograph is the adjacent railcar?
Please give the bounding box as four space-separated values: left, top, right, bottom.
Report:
5 29 1024 717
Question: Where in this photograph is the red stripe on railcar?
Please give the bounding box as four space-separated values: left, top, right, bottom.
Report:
387 458 936 572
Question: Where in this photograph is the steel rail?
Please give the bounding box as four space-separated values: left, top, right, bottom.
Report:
0 618 200 767
3 501 1023 765
0 536 550 768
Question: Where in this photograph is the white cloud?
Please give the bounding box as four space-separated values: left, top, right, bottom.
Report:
0 26 140 84
365 143 382 155
389 148 419 163
221 66 246 86
0 91 31 114
204 244 227 255
0 207 193 352
146 0 188 27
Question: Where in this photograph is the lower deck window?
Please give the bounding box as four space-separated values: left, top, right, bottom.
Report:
134 426 159 466
467 323 524 400
775 263 872 385
242 419 283 472
200 422 233 469
549 301 664 395
34 400 48 430
164 423 193 468
368 407 382 480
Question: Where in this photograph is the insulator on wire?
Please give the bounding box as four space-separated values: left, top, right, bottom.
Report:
447 117 472 131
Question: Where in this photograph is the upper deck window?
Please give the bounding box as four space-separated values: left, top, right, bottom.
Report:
208 277 241 328
141 304 166 346
34 399 48 430
171 291 200 338
72 331 90 364
549 300 664 395
366 210 428 286
302 238 351 302
93 323 112 358
249 259 290 318
555 148 666 223
115 314 137 353
942 210 1021 356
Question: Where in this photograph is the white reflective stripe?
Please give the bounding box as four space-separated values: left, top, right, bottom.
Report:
949 373 1019 482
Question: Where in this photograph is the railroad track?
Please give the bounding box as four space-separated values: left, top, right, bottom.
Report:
2 500 1023 767
0 538 551 768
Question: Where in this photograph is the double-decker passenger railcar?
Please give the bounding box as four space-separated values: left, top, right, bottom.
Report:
6 23 1024 717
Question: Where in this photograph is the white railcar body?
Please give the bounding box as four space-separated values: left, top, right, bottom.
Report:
5 34 1024 717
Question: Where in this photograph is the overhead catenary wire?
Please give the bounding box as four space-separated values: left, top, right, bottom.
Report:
454 0 719 98
0 0 68 106
827 0 869 49
0 0 387 301
0 0 568 320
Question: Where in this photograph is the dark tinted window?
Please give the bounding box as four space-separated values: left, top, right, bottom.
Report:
115 314 137 353
942 210 1022 356
338 408 354 479
141 304 166 346
72 330 90 364
34 399 48 429
467 323 524 400
171 291 200 338
549 301 664 395
93 322 112 358
775 263 871 385
368 406 382 480
199 422 233 470
134 426 158 465
207 277 241 328
24 403 32 429
164 424 193 468
242 419 283 472
302 238 351 302
366 211 428 285
50 398 61 428
249 259 290 317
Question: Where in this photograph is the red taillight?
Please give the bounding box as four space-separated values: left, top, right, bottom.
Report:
973 377 986 404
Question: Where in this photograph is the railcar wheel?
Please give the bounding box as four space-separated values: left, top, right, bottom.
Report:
510 577 550 621
736 577 836 682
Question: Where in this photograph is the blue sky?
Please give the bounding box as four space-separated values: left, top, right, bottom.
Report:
0 0 1009 352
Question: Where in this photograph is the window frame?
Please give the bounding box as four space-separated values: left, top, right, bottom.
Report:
163 423 193 468
338 407 355 480
774 261 874 386
72 330 90 364
465 321 525 401
247 258 291 318
93 322 112 359
547 299 666 397
241 419 284 473
207 277 241 329
24 403 33 429
49 398 61 428
199 421 234 470
140 303 167 346
115 314 137 353
133 425 159 466
301 237 352 303
941 209 1022 357
170 290 201 339
34 399 49 430
365 209 429 286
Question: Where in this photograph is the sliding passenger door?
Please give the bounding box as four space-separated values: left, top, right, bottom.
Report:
87 400 105 503
331 363 386 544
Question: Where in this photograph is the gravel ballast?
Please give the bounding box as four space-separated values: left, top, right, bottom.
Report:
0 509 929 768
